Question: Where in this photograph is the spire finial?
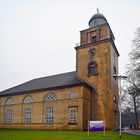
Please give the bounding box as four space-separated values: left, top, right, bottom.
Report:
97 8 99 13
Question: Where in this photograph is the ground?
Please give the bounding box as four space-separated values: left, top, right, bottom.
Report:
0 130 140 140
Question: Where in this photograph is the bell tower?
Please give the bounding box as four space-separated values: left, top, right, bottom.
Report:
75 12 119 129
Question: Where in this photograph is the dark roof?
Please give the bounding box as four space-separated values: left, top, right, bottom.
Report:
89 13 107 22
88 13 107 27
0 71 92 97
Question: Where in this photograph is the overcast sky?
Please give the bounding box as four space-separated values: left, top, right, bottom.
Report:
0 0 140 91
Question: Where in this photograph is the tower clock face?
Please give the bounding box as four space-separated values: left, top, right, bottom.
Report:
88 48 96 56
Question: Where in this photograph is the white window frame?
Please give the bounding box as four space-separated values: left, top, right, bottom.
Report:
24 108 32 123
45 93 56 102
70 92 77 99
5 98 14 105
69 108 77 124
23 96 33 104
45 106 54 123
5 109 12 123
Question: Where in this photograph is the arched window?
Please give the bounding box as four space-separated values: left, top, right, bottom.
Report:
44 93 56 102
5 98 14 123
70 92 77 99
88 61 97 75
23 96 33 104
5 98 14 106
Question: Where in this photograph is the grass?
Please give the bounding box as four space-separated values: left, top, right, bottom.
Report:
0 130 139 140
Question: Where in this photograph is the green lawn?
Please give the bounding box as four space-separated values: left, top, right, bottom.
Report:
0 130 139 140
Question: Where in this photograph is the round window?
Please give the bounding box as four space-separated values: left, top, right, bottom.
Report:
88 48 96 56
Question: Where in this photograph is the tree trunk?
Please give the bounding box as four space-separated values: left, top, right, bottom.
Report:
133 93 139 129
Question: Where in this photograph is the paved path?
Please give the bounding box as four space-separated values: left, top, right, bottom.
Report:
123 130 140 135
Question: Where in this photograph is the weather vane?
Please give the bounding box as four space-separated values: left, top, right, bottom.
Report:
97 8 99 13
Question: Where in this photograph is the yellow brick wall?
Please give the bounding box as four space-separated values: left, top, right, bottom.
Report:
0 85 91 130
82 86 91 130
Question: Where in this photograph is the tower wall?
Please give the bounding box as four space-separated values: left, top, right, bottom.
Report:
76 23 119 130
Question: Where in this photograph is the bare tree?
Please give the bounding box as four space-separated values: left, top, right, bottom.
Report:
123 28 140 129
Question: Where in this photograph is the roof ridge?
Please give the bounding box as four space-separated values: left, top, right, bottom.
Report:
33 71 76 80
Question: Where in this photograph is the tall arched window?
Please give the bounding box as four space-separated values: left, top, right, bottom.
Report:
88 61 97 75
23 96 33 104
44 93 56 123
23 96 33 124
44 93 56 102
5 98 14 123
5 98 14 106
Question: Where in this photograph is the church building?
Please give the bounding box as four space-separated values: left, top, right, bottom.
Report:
0 12 119 130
